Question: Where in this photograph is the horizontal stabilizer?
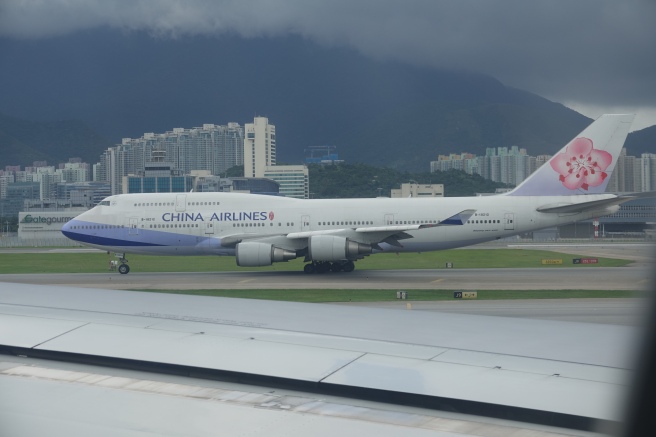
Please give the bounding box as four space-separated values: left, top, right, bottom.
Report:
537 191 656 214
537 196 632 214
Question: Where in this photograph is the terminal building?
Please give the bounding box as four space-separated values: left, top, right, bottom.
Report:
261 166 308 198
123 151 194 194
194 175 280 196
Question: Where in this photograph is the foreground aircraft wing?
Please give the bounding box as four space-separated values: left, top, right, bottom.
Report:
0 282 635 433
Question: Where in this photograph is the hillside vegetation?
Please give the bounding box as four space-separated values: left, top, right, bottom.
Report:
308 163 509 198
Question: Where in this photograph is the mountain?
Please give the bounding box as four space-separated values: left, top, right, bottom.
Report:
0 113 111 168
625 125 656 156
0 31 653 171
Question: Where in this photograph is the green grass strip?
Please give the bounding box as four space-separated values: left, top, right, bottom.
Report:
0 249 631 274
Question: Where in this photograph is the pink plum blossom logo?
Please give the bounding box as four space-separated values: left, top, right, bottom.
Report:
550 137 612 191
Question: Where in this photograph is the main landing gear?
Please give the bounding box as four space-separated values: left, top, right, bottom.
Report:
303 261 355 274
114 253 130 274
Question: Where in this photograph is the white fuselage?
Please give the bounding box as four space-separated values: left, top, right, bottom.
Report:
62 192 617 256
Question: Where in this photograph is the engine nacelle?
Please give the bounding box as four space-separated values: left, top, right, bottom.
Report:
236 242 297 267
308 235 372 262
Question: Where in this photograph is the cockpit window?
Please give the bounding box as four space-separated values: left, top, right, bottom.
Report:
99 200 111 206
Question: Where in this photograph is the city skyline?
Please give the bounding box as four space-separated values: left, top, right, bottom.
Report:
431 147 656 193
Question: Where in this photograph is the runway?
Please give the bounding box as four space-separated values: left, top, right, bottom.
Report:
0 243 652 328
0 265 651 291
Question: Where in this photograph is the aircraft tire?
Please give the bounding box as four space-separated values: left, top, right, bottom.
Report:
342 261 355 273
303 263 315 274
330 263 343 273
118 264 130 275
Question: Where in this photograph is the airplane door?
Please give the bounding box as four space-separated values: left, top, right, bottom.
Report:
204 222 215 234
384 214 394 225
504 213 514 230
128 217 139 235
301 215 310 232
175 194 186 212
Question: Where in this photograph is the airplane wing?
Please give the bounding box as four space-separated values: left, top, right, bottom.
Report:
220 209 476 249
0 282 634 433
289 209 476 238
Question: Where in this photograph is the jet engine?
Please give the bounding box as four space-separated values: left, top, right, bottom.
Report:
308 235 372 262
235 242 297 267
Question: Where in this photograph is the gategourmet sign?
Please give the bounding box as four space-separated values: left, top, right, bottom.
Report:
20 214 76 226
18 211 82 240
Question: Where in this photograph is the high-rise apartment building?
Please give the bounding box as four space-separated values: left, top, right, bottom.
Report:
607 151 656 193
242 117 308 199
58 162 89 183
99 123 244 194
431 145 656 194
431 147 546 187
638 154 656 192
244 117 276 178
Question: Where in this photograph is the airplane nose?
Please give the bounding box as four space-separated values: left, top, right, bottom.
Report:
61 219 76 240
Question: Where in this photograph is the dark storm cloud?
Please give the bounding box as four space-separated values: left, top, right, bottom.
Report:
1 0 654 126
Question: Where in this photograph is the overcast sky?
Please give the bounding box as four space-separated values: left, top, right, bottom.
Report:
1 0 654 130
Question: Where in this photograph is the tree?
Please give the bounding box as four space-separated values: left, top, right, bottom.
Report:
224 165 244 177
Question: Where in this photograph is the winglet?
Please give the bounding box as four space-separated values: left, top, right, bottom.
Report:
436 209 476 226
507 114 634 196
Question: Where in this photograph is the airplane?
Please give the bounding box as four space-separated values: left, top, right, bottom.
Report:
62 114 639 274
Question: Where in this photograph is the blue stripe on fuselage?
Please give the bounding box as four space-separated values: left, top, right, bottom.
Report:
61 219 216 248
61 229 165 247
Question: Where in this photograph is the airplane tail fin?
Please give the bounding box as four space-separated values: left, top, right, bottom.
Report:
507 114 635 196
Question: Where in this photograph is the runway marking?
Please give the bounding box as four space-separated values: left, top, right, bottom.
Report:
238 279 255 284
431 278 444 284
